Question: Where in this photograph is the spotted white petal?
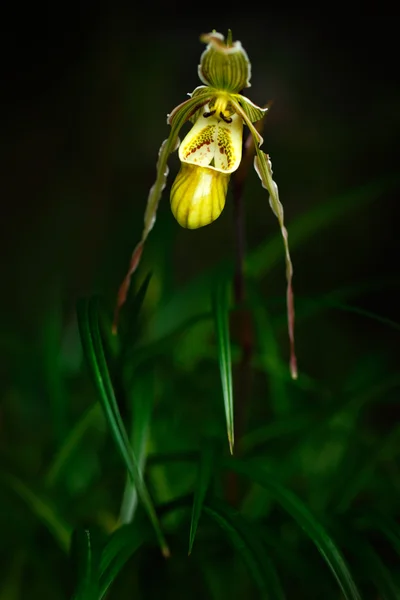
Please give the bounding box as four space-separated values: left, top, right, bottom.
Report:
179 106 243 174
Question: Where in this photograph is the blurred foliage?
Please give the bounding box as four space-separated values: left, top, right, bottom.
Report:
1 6 399 599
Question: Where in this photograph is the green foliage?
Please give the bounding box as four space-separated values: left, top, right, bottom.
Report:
2 42 399 596
3 172 400 597
212 276 235 453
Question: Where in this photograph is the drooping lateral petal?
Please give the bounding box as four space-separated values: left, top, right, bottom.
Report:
198 31 251 93
179 107 243 174
229 98 264 147
254 152 297 379
232 94 269 123
230 97 297 379
188 85 211 123
112 89 213 333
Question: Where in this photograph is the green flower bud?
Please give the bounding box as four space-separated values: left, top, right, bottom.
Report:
198 31 251 93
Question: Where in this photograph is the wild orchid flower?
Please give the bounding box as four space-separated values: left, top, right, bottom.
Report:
113 30 297 379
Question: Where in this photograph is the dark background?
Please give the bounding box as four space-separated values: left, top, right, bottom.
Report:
1 6 398 340
1 3 399 598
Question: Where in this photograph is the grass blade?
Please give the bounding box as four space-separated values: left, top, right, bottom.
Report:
337 525 400 600
248 284 289 416
119 367 155 525
99 523 149 598
355 512 400 559
45 403 104 488
336 423 400 514
139 178 398 349
0 472 71 553
70 528 101 600
224 458 361 600
247 177 398 278
358 545 400 600
76 297 169 557
203 497 286 599
188 439 217 555
119 272 152 366
212 278 234 454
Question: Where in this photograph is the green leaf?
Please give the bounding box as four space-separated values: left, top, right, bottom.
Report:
212 277 234 453
189 439 217 554
119 272 152 365
45 403 104 488
0 471 71 553
248 284 289 416
128 313 211 377
203 497 286 599
119 366 155 525
70 528 101 600
135 178 398 351
355 512 400 559
77 297 169 557
223 458 361 600
99 523 149 598
337 524 400 600
239 417 310 456
335 422 400 514
247 177 398 279
357 544 400 600
0 552 25 600
326 300 400 332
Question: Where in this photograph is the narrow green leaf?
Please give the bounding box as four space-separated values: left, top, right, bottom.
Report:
247 176 399 279
337 525 400 600
147 451 199 467
45 403 104 488
327 300 400 332
0 551 25 600
99 523 149 598
126 313 210 381
239 417 310 456
212 278 234 453
70 528 101 600
0 472 71 553
203 497 286 600
355 512 400 559
336 422 400 514
119 367 155 525
143 261 230 346
119 272 152 365
77 297 169 557
224 458 361 600
357 543 400 600
189 439 217 554
248 284 289 416
137 179 398 351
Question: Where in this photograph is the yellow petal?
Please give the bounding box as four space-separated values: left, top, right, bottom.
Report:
170 164 230 229
178 105 243 174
